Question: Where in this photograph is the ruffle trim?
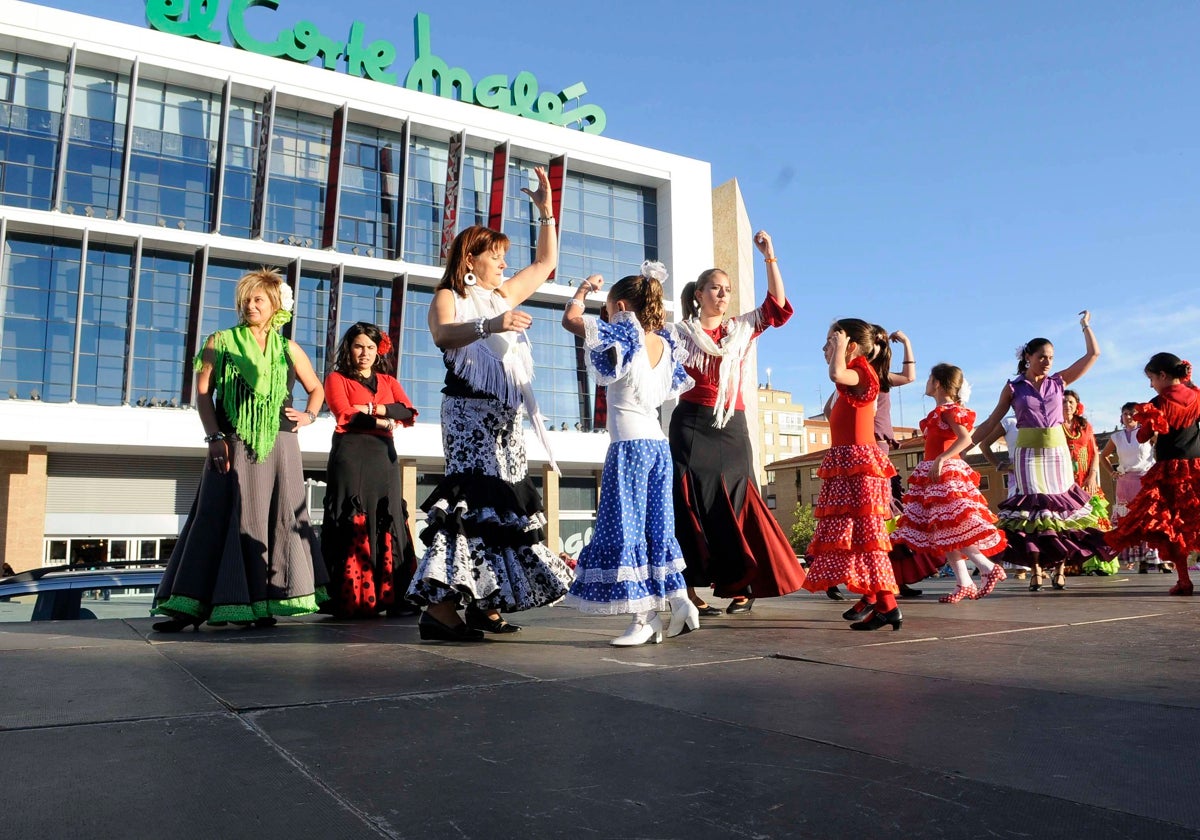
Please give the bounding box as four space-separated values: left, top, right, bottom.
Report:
818 444 897 479
836 356 879 408
562 590 687 615
152 588 329 623
1107 458 1200 552
802 551 898 595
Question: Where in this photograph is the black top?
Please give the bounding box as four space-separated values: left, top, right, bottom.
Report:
1155 420 1200 461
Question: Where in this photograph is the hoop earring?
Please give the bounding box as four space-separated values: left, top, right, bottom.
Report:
464 272 478 287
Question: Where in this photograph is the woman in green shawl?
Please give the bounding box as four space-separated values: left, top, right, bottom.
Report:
153 268 328 631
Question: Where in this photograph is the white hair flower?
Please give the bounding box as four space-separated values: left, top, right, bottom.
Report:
640 260 669 284
959 378 972 405
271 279 295 330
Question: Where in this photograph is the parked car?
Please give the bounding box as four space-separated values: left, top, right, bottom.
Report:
0 563 164 621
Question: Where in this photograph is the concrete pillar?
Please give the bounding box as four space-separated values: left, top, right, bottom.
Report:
711 178 762 478
541 464 560 552
0 446 49 571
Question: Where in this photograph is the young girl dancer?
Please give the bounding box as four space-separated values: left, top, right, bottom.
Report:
973 311 1113 591
561 263 698 645
1107 353 1200 596
891 364 1008 604
801 319 901 631
1100 403 1161 573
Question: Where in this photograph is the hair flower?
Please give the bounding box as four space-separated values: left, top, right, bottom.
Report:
640 260 669 284
377 333 393 356
271 280 295 330
959 379 972 405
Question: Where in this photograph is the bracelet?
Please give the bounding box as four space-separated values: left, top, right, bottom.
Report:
764 257 777 264
565 298 586 311
304 410 316 423
474 318 489 340
538 216 556 226
903 359 915 364
203 432 225 443
384 418 396 431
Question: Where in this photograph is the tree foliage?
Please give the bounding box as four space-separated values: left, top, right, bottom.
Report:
790 503 817 555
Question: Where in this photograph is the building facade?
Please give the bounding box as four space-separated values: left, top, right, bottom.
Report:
0 1 716 570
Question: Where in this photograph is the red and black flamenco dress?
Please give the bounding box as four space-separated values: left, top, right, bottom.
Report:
802 356 899 596
1107 384 1200 560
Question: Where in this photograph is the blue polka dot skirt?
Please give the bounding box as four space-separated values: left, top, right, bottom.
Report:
565 438 688 614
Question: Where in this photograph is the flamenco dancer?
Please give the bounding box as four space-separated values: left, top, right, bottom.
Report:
802 319 901 631
1062 389 1117 576
1107 353 1200 596
890 364 1008 605
561 264 698 645
321 323 420 618
407 167 574 641
670 231 805 616
973 311 1114 591
1099 403 1162 573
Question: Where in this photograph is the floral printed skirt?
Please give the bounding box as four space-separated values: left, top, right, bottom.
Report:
406 396 574 613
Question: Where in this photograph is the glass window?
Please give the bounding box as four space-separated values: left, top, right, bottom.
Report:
220 96 261 238
764 432 773 445
403 136 447 265
339 275 391 337
525 299 592 431
766 470 775 484
63 65 129 217
0 235 81 402
559 476 598 511
265 107 329 246
398 285 443 423
76 243 132 405
293 268 330 390
979 475 990 491
559 172 657 285
127 80 218 231
766 495 776 510
200 258 264 339
0 50 66 210
458 147 492 233
132 250 191 404
337 123 404 258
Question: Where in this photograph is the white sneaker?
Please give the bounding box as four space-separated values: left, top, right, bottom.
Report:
610 613 663 646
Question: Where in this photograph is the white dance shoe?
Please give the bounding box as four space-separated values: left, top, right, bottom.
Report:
666 596 700 638
610 612 664 646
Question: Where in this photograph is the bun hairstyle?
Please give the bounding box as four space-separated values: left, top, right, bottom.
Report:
333 322 393 375
439 225 511 297
611 261 668 331
681 268 727 320
832 318 876 361
930 363 965 404
1016 338 1052 374
1144 352 1192 381
870 324 893 392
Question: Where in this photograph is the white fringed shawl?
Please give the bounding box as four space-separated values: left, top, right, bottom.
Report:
673 312 759 429
445 286 559 473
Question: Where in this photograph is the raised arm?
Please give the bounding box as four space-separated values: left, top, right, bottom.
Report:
500 166 558 306
826 330 861 387
889 330 916 386
971 385 1014 445
1059 310 1100 385
562 275 603 338
754 230 785 308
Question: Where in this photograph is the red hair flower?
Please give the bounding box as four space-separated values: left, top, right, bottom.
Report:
377 334 393 356
1183 359 1193 381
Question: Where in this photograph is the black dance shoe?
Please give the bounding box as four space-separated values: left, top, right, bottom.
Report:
842 601 874 622
152 617 201 633
825 587 846 601
899 584 923 598
465 606 521 634
849 607 903 632
694 602 724 617
726 597 755 614
419 612 486 642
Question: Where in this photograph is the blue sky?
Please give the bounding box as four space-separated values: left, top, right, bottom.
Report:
38 0 1200 430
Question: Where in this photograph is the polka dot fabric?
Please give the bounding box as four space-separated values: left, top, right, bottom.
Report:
565 439 688 614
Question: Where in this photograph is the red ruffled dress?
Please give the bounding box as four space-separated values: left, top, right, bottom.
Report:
802 357 899 595
892 404 1007 558
1107 383 1200 557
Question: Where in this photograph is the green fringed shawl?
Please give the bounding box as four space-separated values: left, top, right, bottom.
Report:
196 326 291 463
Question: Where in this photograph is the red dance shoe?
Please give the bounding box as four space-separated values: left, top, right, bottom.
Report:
975 565 1007 598
939 585 978 604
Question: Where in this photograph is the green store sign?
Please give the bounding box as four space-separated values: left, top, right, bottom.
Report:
144 0 607 134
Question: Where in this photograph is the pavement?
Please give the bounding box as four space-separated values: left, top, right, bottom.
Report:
2 572 1198 840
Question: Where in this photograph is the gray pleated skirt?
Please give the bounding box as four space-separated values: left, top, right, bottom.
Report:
153 432 328 623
